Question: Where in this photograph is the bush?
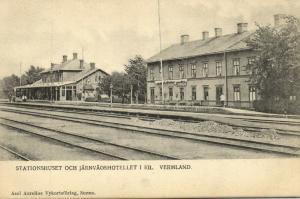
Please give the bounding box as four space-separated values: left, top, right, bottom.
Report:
253 99 300 114
85 97 98 102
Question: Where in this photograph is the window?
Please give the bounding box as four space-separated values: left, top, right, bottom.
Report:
290 96 296 101
62 86 65 96
59 73 63 82
203 86 209 101
216 61 222 76
248 57 255 65
233 85 241 101
168 66 173 80
247 57 256 74
159 66 162 73
98 76 102 82
203 62 208 77
159 87 162 97
191 64 196 78
192 86 196 100
249 86 256 101
179 64 184 79
169 87 173 100
180 87 184 100
149 68 154 80
73 86 76 96
233 59 240 76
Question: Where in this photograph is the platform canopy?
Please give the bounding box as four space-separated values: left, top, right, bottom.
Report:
14 81 75 90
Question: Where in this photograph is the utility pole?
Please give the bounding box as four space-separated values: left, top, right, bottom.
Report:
110 83 113 107
158 0 164 104
19 62 22 86
130 84 133 104
136 76 139 104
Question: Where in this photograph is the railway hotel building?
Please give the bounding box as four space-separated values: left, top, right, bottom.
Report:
146 15 286 108
15 53 109 101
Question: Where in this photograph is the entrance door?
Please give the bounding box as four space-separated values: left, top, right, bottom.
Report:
150 88 155 104
216 86 223 106
66 90 72 101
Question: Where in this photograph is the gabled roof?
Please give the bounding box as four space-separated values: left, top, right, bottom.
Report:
42 59 91 73
73 68 108 82
146 31 254 63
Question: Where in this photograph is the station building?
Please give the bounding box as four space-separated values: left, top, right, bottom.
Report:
14 53 109 101
146 15 287 108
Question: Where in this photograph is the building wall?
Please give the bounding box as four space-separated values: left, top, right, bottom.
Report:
147 49 257 108
76 70 107 100
62 71 81 81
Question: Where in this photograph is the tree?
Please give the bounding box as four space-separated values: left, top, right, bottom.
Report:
21 65 44 85
1 74 20 98
99 55 147 104
124 55 147 103
246 16 300 112
99 72 130 103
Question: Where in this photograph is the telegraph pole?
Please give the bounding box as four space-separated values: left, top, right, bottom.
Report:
158 0 164 104
19 62 22 86
110 83 113 107
130 84 133 104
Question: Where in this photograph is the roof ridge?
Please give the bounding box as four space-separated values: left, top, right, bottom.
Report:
146 30 255 63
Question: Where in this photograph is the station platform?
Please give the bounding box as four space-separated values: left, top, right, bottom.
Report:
1 100 299 132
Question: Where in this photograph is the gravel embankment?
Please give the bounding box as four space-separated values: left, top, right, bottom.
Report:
131 118 281 143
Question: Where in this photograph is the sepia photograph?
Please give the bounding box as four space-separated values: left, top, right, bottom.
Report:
0 0 299 198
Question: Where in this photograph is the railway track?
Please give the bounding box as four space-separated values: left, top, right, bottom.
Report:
2 105 300 138
1 104 197 122
0 144 31 161
0 117 180 160
1 107 300 157
3 103 300 133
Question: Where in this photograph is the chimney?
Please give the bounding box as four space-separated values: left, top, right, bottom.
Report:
237 23 248 34
79 59 84 69
214 28 222 37
202 31 209 40
90 62 95 70
180 34 189 45
274 14 287 27
50 63 55 70
72 52 78 60
62 55 67 63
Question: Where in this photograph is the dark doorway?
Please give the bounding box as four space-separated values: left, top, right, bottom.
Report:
66 90 72 101
150 88 155 104
216 86 223 106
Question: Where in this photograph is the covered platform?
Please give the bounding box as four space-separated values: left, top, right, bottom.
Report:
14 81 77 101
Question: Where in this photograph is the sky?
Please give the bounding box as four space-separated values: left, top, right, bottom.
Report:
0 0 299 78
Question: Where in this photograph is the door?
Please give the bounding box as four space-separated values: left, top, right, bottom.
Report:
216 86 223 106
150 88 155 104
66 90 72 101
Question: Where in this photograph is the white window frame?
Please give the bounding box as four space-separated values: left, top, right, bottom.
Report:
149 68 154 81
216 61 222 76
233 85 241 101
233 59 240 76
203 62 208 77
191 64 196 78
249 86 256 101
179 64 184 79
168 66 173 80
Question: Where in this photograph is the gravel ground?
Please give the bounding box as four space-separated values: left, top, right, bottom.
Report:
1 107 299 147
0 124 117 160
0 111 288 159
0 147 23 160
131 118 282 142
